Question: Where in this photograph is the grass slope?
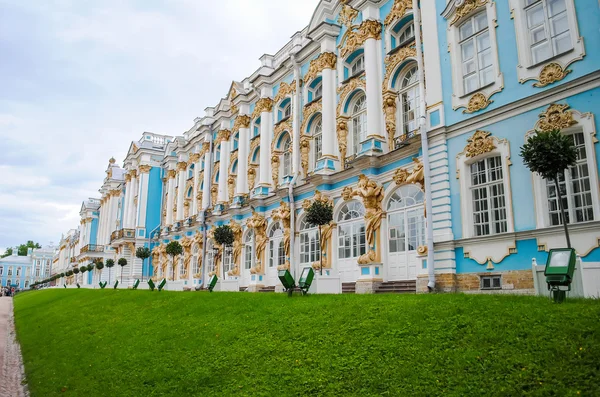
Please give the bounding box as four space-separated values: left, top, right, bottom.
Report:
13 290 600 396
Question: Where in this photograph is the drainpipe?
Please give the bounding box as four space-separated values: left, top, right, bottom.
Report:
288 56 302 280
413 0 435 291
201 138 214 288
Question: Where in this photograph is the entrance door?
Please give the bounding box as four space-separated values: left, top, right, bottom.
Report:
336 201 366 283
387 185 425 281
267 223 285 286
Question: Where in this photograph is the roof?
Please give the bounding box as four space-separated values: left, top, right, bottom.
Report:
0 255 33 265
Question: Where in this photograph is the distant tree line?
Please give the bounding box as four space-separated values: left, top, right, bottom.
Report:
1 240 42 258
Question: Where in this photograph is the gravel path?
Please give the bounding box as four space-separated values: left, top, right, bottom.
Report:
0 297 28 396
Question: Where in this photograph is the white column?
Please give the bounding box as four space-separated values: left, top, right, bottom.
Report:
236 122 250 196
191 155 201 216
202 153 211 209
322 67 337 166
258 102 273 190
137 166 151 228
218 139 230 203
166 170 176 225
364 20 385 143
109 192 119 238
127 171 138 228
122 174 131 229
98 199 106 245
176 162 186 220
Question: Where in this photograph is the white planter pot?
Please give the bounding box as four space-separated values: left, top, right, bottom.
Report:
310 275 341 294
165 280 185 291
215 279 240 292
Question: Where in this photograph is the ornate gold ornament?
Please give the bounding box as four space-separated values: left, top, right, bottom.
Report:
533 62 572 88
251 97 274 119
338 3 359 29
196 191 203 208
215 129 232 146
181 237 193 278
247 165 257 191
246 211 267 274
536 103 577 133
384 0 412 26
300 134 311 177
340 19 382 59
138 164 152 173
383 91 398 150
271 152 280 188
337 76 366 113
303 191 334 270
210 185 218 206
124 173 132 183
248 136 260 166
232 114 251 133
336 116 350 169
464 92 493 114
465 130 496 158
393 168 410 186
342 175 385 264
110 189 121 197
449 0 489 25
227 175 236 203
183 200 190 218
272 201 292 270
305 52 337 84
300 98 322 133
228 85 237 100
199 142 210 158
109 157 116 164
230 103 238 115
417 245 428 255
167 169 177 179
229 151 238 174
188 153 200 165
274 80 301 103
129 169 137 179
274 119 293 142
227 220 243 276
177 161 187 171
382 46 417 90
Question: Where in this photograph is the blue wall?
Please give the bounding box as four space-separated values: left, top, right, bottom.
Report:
145 167 163 238
90 217 99 245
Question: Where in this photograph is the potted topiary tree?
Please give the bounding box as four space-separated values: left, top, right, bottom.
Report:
80 265 87 285
305 199 334 275
73 267 80 284
118 258 127 284
94 259 104 285
166 241 183 282
106 259 115 284
521 129 577 248
135 247 151 282
214 225 234 278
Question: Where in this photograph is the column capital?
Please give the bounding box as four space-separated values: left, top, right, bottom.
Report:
124 173 132 183
251 98 274 119
177 161 188 171
305 52 337 83
139 164 152 174
168 169 177 179
110 189 121 197
188 153 201 164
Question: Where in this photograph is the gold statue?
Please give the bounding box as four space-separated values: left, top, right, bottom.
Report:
246 211 267 274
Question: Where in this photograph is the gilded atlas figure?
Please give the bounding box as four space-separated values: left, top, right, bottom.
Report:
246 211 267 274
181 236 193 279
206 229 222 277
272 201 291 270
303 191 335 270
151 245 161 280
227 220 243 276
342 174 385 265
193 232 204 278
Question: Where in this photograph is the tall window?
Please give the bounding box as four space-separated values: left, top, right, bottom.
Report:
459 11 493 94
8 267 13 276
215 146 221 162
233 133 239 150
0 267 3 276
314 84 323 100
351 93 367 155
351 54 365 75
16 267 20 276
546 131 594 225
269 223 285 268
313 116 323 168
393 23 415 48
6 279 11 287
179 256 185 277
283 104 291 119
223 246 233 275
244 230 253 270
299 218 320 265
36 268 40 277
397 65 420 138
205 243 215 276
282 136 292 178
192 244 200 275
525 0 571 64
337 201 367 259
388 185 426 253
470 156 507 236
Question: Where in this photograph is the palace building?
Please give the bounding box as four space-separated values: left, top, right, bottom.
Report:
53 0 600 294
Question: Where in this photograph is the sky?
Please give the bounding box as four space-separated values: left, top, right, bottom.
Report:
0 0 321 253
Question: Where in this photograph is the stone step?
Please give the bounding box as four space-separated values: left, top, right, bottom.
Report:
375 280 417 294
258 286 276 293
342 282 356 294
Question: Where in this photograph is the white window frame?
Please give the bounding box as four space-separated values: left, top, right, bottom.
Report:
446 2 503 111
281 135 292 180
391 22 416 51
457 137 514 239
350 54 365 76
529 112 600 229
299 217 320 266
350 93 367 156
509 0 584 84
395 64 421 139
312 115 323 170
244 230 254 270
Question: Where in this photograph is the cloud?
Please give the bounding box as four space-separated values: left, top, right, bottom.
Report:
0 0 320 248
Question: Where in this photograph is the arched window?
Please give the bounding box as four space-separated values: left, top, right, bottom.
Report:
244 230 254 270
253 118 261 138
282 135 292 178
215 145 221 162
179 255 185 278
205 241 215 275
337 201 366 259
312 116 323 169
314 83 323 100
233 133 239 151
268 223 285 268
387 185 425 253
223 245 233 275
283 103 291 119
299 218 320 266
188 164 194 179
396 65 420 138
392 23 415 49
191 243 200 276
351 93 367 156
351 54 365 75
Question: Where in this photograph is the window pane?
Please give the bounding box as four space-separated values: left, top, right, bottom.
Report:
460 21 473 40
532 42 551 64
474 12 488 32
527 4 545 28
548 0 566 16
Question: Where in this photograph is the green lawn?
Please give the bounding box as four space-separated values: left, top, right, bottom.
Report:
13 290 600 396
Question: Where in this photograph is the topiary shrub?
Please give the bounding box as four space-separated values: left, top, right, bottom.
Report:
166 241 183 281
118 258 127 283
305 199 334 275
214 225 235 246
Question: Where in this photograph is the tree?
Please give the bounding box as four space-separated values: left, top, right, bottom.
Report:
95 260 105 285
73 267 80 284
135 247 151 282
17 241 41 256
520 129 577 248
106 259 115 284
1 247 13 258
166 241 183 281
80 265 88 284
305 199 334 275
118 258 127 283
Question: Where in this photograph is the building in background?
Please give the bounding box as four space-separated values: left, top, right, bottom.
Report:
1 246 56 289
53 0 600 294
